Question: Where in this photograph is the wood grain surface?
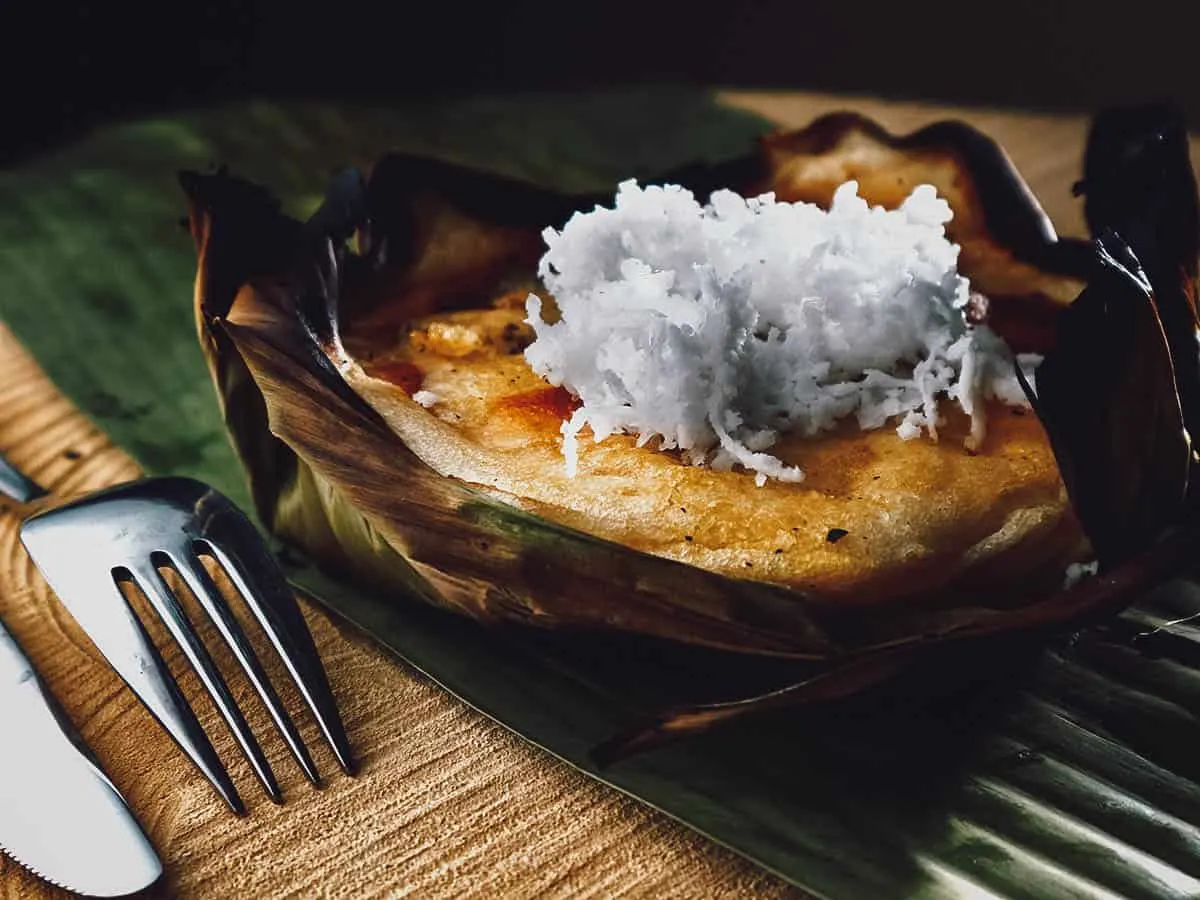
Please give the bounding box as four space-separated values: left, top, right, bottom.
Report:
0 90 1172 899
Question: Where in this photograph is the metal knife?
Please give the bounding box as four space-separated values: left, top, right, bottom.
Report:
0 454 162 897
0 618 162 897
0 450 45 505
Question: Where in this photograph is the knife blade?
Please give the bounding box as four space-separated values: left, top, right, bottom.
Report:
0 449 45 505
0 615 162 896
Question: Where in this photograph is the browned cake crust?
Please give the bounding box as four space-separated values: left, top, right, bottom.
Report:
338 289 1085 610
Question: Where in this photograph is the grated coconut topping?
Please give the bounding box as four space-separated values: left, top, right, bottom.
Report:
524 180 1038 483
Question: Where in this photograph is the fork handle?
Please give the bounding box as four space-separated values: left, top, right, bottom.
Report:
0 449 47 504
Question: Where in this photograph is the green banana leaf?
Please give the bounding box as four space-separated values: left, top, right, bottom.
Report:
5 90 1200 899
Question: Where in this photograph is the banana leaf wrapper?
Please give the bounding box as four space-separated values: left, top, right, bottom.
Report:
1028 105 1200 567
183 112 1177 753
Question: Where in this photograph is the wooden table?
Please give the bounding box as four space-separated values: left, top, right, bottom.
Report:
0 90 1167 899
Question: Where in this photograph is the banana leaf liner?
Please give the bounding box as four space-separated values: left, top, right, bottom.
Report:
181 109 1200 756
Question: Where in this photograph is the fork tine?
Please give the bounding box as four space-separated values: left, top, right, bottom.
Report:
87 575 246 815
198 523 355 775
129 562 282 806
167 548 321 787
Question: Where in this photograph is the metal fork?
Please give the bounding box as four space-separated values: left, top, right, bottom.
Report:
12 470 354 815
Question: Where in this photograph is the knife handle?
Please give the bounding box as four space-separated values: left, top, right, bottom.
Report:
0 449 46 504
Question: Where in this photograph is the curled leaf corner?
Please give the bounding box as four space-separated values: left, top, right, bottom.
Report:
1027 104 1200 572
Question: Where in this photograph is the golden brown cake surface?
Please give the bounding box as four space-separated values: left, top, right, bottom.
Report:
339 292 1082 609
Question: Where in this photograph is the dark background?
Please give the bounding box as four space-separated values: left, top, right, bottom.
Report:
3 0 1197 166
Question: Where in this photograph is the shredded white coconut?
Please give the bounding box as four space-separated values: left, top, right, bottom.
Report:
412 390 440 408
524 179 1039 482
1063 560 1100 590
